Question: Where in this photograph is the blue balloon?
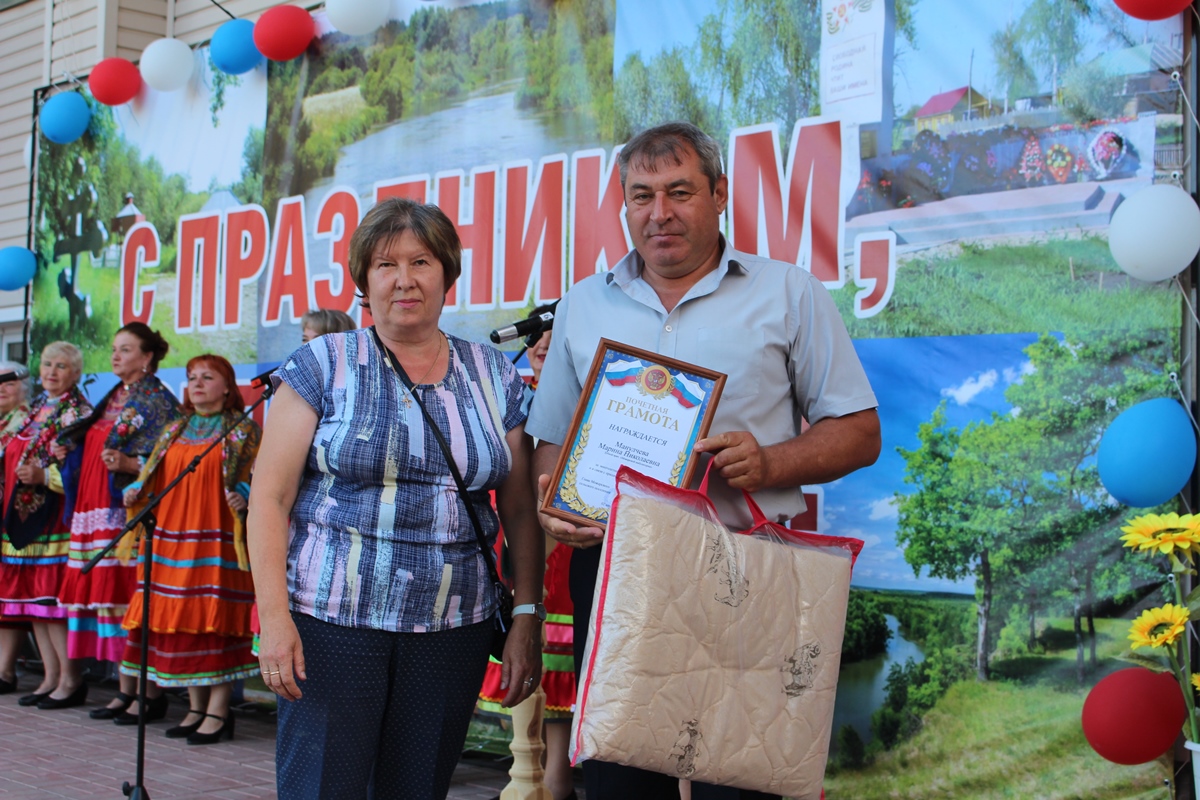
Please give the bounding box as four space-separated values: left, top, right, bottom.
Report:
1098 398 1197 507
40 92 91 145
211 19 263 75
0 247 36 291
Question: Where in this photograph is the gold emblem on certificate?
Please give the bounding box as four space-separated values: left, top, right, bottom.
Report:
542 339 726 530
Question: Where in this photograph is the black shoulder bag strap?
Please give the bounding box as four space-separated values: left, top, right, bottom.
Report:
369 327 511 634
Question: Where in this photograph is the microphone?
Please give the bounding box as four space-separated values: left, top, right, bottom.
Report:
490 312 553 344
0 367 29 384
249 365 279 389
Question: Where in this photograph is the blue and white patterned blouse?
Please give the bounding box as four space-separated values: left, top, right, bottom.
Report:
277 328 527 633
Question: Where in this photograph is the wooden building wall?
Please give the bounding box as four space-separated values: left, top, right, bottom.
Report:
0 0 281 342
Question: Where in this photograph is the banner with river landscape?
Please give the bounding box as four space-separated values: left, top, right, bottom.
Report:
28 1 1188 796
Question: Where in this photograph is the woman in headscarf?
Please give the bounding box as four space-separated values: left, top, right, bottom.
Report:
121 354 260 744
0 360 32 693
56 322 180 723
0 342 92 709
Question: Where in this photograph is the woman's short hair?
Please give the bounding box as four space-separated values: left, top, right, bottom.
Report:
300 308 356 336
117 322 170 372
347 198 462 306
182 354 243 414
0 359 31 400
41 341 83 382
617 121 725 193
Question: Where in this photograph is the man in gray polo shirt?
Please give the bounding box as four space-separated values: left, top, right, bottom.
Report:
527 121 880 800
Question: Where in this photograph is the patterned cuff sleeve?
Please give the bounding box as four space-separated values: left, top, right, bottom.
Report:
234 481 251 500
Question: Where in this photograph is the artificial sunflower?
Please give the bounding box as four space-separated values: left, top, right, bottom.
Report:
1119 513 1200 556
1192 673 1200 693
1129 604 1191 650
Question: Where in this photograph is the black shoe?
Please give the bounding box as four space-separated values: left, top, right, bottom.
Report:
0 677 16 695
113 693 169 725
89 691 135 720
17 691 51 707
186 713 234 745
37 683 88 710
165 709 206 739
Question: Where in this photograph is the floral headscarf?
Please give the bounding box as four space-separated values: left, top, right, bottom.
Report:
58 373 180 513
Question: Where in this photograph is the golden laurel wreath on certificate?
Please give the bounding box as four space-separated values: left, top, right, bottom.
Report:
559 423 608 521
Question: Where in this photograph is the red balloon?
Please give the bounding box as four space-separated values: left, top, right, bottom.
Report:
1113 0 1191 21
253 5 314 62
87 58 142 106
1082 667 1186 765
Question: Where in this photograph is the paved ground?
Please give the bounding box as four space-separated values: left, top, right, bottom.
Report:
0 680 522 799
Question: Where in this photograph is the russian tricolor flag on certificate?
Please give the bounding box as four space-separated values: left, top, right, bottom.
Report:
603 359 645 387
669 373 703 408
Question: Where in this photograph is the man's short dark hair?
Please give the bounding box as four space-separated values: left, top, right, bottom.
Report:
618 122 724 192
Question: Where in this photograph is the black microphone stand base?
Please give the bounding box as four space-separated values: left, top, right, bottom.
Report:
124 781 150 799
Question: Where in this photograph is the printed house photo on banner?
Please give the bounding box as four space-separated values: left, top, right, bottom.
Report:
2 0 1199 797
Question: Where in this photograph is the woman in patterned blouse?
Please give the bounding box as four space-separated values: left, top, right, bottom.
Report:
249 198 544 799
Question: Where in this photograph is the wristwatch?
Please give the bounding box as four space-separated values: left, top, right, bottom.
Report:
512 603 547 621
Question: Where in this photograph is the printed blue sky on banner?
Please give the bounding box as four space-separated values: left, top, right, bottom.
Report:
838 333 1042 594
113 54 267 194
615 0 1184 125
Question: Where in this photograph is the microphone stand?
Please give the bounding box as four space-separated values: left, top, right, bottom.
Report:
79 380 275 800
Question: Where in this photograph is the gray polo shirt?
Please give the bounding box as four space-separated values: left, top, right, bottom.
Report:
527 239 878 530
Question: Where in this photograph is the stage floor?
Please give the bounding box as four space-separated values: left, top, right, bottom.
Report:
0 680 522 799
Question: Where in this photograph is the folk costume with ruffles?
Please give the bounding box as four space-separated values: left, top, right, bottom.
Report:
0 388 93 621
0 400 31 633
119 410 261 686
57 374 180 661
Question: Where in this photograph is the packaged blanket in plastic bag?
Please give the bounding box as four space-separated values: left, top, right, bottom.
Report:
571 465 863 798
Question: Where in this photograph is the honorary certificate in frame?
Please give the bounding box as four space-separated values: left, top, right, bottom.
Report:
542 339 726 530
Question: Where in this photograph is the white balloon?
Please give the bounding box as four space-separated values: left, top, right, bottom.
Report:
139 38 195 92
325 0 390 36
22 135 32 175
1109 183 1200 282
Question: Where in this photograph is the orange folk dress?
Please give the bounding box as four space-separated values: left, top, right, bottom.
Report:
120 416 258 686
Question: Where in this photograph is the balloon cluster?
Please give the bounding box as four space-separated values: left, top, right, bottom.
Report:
1086 2 1198 776
41 0 392 145
1096 3 1199 512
